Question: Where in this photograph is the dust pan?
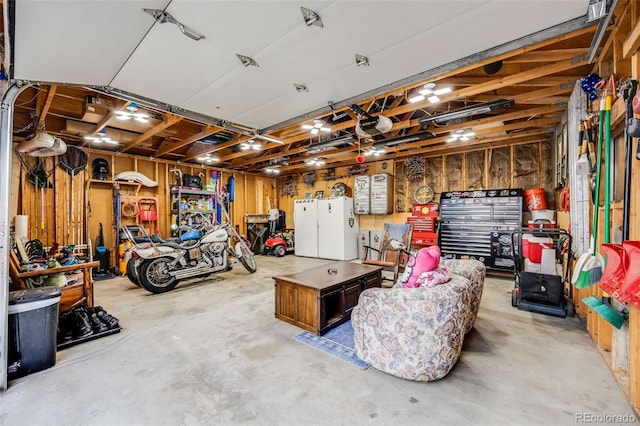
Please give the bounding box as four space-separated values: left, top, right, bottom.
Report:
581 296 625 329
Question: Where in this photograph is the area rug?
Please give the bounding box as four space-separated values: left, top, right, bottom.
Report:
293 321 369 369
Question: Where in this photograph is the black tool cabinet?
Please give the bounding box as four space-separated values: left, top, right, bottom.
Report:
439 189 523 271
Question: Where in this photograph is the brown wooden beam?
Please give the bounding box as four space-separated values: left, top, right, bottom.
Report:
36 85 57 129
156 125 223 157
119 114 183 153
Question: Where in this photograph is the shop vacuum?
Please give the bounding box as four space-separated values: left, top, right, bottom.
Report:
94 223 115 280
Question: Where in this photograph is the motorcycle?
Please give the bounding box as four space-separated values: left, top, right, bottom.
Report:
131 195 257 294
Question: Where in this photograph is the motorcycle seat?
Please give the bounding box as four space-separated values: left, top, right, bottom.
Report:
161 240 199 250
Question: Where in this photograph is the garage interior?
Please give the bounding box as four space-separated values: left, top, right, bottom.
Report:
2 0 640 423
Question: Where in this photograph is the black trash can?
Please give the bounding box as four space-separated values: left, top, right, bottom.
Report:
8 286 61 378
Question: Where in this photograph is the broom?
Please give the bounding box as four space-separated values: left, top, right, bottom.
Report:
581 296 625 329
574 114 604 288
584 95 626 328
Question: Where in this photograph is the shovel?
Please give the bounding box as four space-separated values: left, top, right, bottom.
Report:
598 243 627 296
614 241 640 307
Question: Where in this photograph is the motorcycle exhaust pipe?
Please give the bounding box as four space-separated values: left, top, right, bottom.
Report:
169 265 212 280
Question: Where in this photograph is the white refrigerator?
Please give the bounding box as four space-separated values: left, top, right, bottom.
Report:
293 199 319 257
294 197 359 260
317 197 359 261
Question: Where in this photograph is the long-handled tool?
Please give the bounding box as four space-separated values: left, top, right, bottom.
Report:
589 94 626 328
576 120 590 176
59 146 88 245
621 79 637 240
574 108 605 288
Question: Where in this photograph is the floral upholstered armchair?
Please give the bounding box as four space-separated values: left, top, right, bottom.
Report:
442 259 486 334
351 258 486 382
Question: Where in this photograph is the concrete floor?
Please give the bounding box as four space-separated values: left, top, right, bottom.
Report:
0 255 635 425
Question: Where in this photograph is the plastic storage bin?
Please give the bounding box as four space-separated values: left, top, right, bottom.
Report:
8 287 61 378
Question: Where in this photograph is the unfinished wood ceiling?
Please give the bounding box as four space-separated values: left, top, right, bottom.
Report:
6 0 600 175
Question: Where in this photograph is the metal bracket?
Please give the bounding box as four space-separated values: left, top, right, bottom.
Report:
142 8 205 41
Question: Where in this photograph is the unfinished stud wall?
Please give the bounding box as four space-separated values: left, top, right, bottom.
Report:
10 146 274 268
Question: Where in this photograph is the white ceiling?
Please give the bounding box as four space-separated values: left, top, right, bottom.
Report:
11 0 590 130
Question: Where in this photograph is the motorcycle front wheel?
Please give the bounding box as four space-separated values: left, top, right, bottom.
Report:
139 257 179 294
236 242 257 273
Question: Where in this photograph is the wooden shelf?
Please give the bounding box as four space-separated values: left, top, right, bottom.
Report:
88 179 143 195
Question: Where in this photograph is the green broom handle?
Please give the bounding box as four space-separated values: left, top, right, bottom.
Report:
604 95 612 245
592 108 605 256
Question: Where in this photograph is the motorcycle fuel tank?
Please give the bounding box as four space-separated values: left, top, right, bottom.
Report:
202 229 229 244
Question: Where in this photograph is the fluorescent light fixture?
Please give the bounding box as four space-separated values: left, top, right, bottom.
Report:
197 153 219 164
84 130 119 145
447 129 475 143
240 139 262 151
115 103 150 123
306 158 325 166
264 167 280 174
306 135 356 154
372 135 421 150
419 99 515 124
364 147 385 157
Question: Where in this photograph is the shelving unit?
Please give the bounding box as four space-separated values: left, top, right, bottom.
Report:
170 187 217 236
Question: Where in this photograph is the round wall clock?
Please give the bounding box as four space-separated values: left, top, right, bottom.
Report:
414 185 435 204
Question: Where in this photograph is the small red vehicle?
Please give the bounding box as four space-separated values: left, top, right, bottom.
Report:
261 229 295 257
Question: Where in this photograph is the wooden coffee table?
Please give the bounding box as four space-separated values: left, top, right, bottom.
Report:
273 262 382 335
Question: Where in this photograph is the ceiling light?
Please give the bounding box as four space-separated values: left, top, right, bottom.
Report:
142 8 205 41
264 167 280 174
419 99 515 124
302 119 331 134
115 103 150 123
364 147 385 157
197 153 219 164
240 139 262 151
84 130 119 145
236 54 259 67
410 82 452 104
355 54 369 67
300 6 323 27
447 129 475 143
306 158 325 167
